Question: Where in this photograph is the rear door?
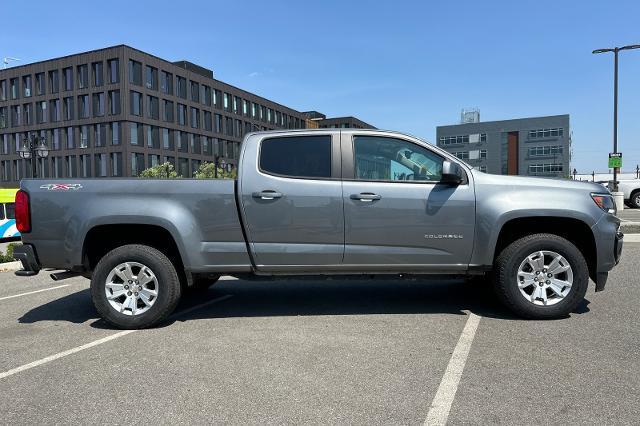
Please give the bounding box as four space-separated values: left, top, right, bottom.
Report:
341 131 476 271
239 131 344 271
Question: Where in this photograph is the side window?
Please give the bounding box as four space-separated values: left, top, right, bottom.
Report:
5 203 14 219
353 136 443 182
260 135 332 178
0 204 5 220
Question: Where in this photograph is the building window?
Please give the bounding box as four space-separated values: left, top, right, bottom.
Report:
203 136 212 155
111 153 123 177
130 91 142 116
242 100 248 116
203 86 211 106
190 107 199 128
439 135 469 146
212 89 220 108
163 100 174 122
79 154 91 177
190 133 201 154
160 71 173 95
63 97 74 120
454 151 469 160
528 128 564 139
177 104 186 126
204 111 212 131
528 145 563 157
225 117 233 136
110 122 120 145
35 73 45 95
62 68 73 91
95 153 108 177
10 78 18 99
148 154 161 168
162 128 173 150
10 105 21 127
0 107 7 129
80 125 90 148
131 153 145 176
36 101 47 124
147 95 159 120
214 114 223 133
480 149 487 159
129 122 143 145
22 75 32 97
92 62 104 87
176 76 187 99
49 99 60 122
51 128 61 150
77 64 89 89
92 92 105 117
48 70 59 94
129 60 142 86
0 80 7 101
66 127 75 149
178 158 189 177
94 123 106 147
23 104 33 125
190 81 199 102
176 131 188 152
191 159 201 177
108 90 121 115
108 59 119 84
145 66 158 90
146 125 160 149
223 93 230 110
78 95 89 118
233 97 239 114
529 163 564 175
477 165 487 172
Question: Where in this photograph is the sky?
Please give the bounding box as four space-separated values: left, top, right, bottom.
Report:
3 0 640 172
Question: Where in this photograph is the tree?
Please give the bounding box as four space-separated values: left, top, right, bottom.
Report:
194 162 237 179
139 162 179 179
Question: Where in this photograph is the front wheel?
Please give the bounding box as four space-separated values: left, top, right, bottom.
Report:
629 191 640 209
90 244 182 329
493 234 589 319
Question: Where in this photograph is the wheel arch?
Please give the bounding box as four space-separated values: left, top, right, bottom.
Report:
491 216 597 282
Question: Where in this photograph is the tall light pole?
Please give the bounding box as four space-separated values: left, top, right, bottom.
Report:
592 44 640 191
17 136 49 178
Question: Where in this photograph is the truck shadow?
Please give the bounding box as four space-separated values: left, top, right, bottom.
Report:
18 278 590 328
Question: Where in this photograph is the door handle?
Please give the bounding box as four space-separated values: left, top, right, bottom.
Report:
350 193 382 202
252 190 283 200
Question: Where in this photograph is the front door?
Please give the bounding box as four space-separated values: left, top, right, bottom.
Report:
239 131 344 271
341 132 475 271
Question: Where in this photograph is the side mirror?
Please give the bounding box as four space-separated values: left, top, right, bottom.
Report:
441 161 463 185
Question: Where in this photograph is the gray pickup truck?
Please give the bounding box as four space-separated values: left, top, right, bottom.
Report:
13 129 623 329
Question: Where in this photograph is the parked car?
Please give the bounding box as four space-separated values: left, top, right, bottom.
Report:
618 179 640 208
13 129 623 328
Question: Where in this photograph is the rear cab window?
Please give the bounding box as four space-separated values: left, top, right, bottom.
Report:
259 135 332 178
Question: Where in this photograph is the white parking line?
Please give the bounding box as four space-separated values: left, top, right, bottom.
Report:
0 294 233 380
0 284 70 302
424 312 481 426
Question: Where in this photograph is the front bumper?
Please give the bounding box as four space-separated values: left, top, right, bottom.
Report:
13 244 41 277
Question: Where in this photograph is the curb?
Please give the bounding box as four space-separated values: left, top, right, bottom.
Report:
620 222 640 234
0 261 22 272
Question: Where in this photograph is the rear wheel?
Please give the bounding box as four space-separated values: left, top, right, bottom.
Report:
493 234 588 319
90 244 181 329
630 190 640 209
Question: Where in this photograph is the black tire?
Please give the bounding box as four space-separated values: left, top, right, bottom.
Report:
90 244 182 329
189 275 221 292
629 190 640 209
492 233 589 319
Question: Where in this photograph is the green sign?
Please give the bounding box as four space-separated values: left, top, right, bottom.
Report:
609 153 622 169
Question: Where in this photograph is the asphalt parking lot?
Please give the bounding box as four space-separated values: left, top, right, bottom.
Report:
1 245 639 425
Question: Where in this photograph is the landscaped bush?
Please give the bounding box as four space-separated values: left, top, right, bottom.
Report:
0 242 19 263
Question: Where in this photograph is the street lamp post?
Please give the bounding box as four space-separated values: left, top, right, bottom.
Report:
17 135 49 178
573 168 577 180
592 44 640 192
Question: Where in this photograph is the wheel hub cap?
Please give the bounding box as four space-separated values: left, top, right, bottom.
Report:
105 262 159 316
517 250 574 306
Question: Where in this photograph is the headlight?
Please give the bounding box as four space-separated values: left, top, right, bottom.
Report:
591 193 616 215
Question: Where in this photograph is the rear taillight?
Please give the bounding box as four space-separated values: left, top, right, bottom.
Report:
15 190 31 233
